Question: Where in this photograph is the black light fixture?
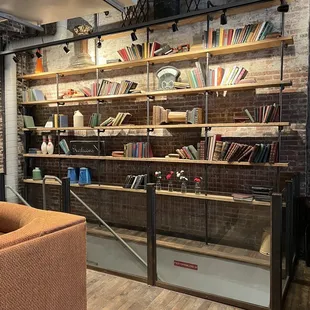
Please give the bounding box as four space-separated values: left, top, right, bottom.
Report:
36 48 42 58
277 1 289 12
172 20 178 32
63 43 70 54
220 9 227 25
97 36 102 48
131 29 137 42
13 54 19 63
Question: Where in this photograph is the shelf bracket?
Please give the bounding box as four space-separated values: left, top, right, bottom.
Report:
97 99 105 104
147 95 155 100
97 129 106 133
147 128 154 132
278 126 284 132
57 102 65 106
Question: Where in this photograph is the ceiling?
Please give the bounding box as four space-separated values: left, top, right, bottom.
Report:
0 0 137 25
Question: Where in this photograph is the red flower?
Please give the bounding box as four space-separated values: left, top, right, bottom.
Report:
166 171 174 180
194 177 202 183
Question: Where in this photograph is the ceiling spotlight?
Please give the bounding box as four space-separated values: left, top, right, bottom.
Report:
36 48 42 58
104 11 110 16
97 36 102 49
13 54 19 63
220 10 227 25
63 43 70 54
131 29 137 42
172 21 178 32
277 1 289 12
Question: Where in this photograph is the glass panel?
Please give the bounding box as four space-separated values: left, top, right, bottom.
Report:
86 161 148 279
155 166 271 307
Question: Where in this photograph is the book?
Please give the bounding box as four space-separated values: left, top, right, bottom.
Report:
232 193 253 202
59 139 70 155
244 109 255 122
23 115 35 128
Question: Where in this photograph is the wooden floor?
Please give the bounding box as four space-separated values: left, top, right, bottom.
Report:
87 261 310 310
87 224 269 267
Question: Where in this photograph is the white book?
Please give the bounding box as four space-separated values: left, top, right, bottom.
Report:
255 22 267 41
225 66 237 85
231 67 243 85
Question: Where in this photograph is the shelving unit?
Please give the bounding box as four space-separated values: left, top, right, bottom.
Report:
23 153 289 167
21 13 293 249
19 36 293 81
22 179 272 207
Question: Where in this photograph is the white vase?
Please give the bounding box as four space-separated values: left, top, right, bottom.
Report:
47 135 54 154
41 135 47 155
73 110 84 128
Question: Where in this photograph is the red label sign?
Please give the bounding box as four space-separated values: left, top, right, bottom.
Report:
174 260 198 270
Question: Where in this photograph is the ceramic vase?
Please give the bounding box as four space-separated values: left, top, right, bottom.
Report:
47 135 54 154
41 135 47 155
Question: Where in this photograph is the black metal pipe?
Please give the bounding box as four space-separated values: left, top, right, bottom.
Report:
61 177 71 213
270 193 283 310
285 180 293 277
147 183 157 285
0 172 5 201
0 0 272 56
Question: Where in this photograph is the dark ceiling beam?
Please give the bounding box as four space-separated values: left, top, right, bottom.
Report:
0 0 273 56
0 11 44 32
103 0 126 12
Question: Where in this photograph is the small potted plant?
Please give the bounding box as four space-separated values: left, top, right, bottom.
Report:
155 171 162 191
194 176 203 195
166 170 174 192
177 170 188 193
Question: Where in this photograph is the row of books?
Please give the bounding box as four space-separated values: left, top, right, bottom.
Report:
176 145 198 160
186 62 206 88
124 142 153 158
100 112 132 127
197 136 279 163
81 80 138 97
244 104 280 123
213 141 279 163
207 66 248 86
117 42 161 61
204 21 274 48
22 89 45 102
123 174 147 189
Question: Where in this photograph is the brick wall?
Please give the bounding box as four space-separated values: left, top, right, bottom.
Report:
20 0 309 251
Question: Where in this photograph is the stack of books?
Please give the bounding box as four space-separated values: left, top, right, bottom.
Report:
251 186 273 201
232 193 254 202
197 138 279 163
186 62 206 88
176 145 198 160
100 112 132 127
89 113 101 127
123 174 147 189
204 21 274 48
244 104 280 123
117 42 161 61
207 66 248 86
22 89 45 102
97 80 138 96
124 142 153 158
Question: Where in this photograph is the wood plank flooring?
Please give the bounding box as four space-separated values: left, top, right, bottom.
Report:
87 269 239 310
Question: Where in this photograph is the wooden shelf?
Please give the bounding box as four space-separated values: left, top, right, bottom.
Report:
19 37 293 81
21 80 292 105
22 179 271 207
22 122 290 132
23 154 289 167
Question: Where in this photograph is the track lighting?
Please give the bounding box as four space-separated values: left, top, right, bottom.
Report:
172 21 178 32
131 29 137 42
97 36 102 48
277 1 289 12
36 48 42 58
220 10 227 25
13 54 19 63
63 43 70 54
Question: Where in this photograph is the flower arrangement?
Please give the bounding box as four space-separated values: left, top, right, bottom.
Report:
194 176 202 183
155 171 162 179
194 176 202 194
166 171 174 180
176 170 188 182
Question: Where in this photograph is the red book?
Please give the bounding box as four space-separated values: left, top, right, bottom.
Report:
227 29 234 45
151 42 161 57
223 29 228 46
217 67 225 85
212 70 215 86
195 68 203 88
208 28 213 49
